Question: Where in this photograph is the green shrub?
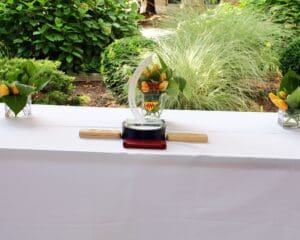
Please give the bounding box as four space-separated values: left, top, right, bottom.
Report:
0 0 140 73
240 0 300 38
101 35 156 104
156 6 282 111
280 38 300 75
0 58 83 105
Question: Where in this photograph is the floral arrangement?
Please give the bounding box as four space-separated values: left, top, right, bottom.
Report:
138 55 186 114
269 70 300 113
0 60 49 116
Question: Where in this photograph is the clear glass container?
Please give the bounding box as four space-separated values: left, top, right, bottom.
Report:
278 109 300 128
142 92 165 120
4 95 32 118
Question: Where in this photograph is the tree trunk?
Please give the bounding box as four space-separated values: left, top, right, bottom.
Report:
146 0 156 14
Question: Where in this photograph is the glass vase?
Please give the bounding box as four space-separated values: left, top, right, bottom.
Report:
4 95 32 118
278 109 300 128
142 92 165 120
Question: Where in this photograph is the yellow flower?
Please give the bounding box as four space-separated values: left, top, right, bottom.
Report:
0 84 9 97
269 93 288 111
160 72 167 82
11 83 20 95
266 42 272 48
159 81 168 91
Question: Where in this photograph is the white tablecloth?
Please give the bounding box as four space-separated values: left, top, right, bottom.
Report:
0 104 300 240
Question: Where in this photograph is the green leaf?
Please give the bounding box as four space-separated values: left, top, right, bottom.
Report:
30 77 49 92
286 87 300 109
14 82 36 95
173 76 187 92
157 54 168 70
66 55 73 64
72 51 83 59
45 33 64 42
166 80 179 97
279 70 300 95
2 95 28 116
55 17 63 28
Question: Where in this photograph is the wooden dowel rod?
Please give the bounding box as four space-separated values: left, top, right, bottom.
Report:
79 129 208 143
167 132 208 143
79 129 121 139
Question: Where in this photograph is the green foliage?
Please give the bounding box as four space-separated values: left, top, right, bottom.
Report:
0 58 83 105
101 35 156 104
34 90 83 105
240 0 300 37
280 37 300 75
156 6 282 111
0 41 9 58
0 0 141 73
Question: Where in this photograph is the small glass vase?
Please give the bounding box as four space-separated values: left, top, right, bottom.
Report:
278 109 300 128
4 95 32 118
142 92 165 120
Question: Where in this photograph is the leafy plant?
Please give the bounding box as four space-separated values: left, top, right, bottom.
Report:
0 0 141 73
280 37 300 75
101 35 156 104
0 60 49 116
0 58 83 106
269 70 300 112
156 5 282 111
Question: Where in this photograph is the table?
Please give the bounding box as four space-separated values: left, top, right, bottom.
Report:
0 104 300 240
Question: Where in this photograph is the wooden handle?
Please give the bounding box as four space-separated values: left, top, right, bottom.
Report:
167 132 208 143
79 129 121 139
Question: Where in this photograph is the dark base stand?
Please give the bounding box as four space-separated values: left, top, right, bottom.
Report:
122 119 167 149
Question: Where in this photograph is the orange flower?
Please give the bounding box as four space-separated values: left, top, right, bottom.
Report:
160 72 167 82
141 81 150 93
11 83 20 95
0 84 9 97
269 93 288 111
159 81 169 91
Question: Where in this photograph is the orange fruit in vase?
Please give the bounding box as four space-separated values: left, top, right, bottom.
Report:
279 91 287 99
11 83 20 95
268 93 288 110
0 84 9 97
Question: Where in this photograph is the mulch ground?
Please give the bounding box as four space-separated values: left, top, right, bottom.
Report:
73 81 120 108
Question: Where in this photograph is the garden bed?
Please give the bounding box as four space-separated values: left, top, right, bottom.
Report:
73 79 277 112
73 81 120 108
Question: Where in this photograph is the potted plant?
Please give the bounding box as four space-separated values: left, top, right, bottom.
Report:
0 60 49 118
269 70 300 128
